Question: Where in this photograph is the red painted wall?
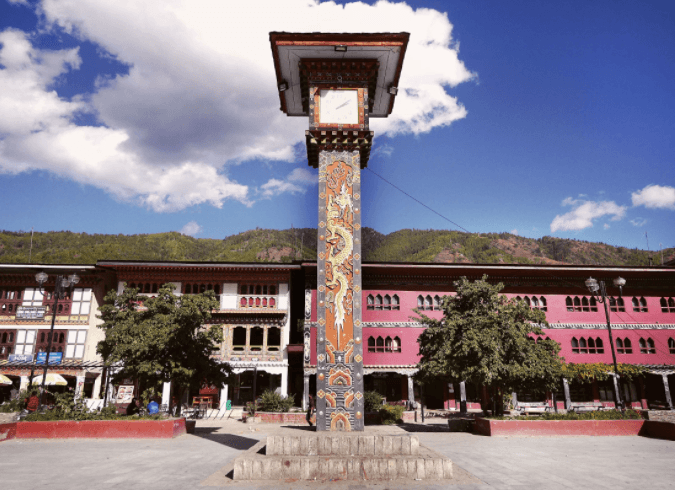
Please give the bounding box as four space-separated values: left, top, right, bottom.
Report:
15 418 186 439
0 422 17 442
474 417 646 436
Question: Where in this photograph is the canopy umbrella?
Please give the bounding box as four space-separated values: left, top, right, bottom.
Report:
0 374 13 386
31 373 68 386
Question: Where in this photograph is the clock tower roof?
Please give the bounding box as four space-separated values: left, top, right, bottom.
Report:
269 32 409 118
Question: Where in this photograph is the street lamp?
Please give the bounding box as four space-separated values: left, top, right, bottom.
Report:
585 276 626 410
35 271 80 411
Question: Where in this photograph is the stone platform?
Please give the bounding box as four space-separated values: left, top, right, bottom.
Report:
233 434 453 481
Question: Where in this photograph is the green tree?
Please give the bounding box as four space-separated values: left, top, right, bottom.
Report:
416 276 563 415
97 283 229 416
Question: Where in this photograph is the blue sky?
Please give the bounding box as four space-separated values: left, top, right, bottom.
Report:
0 0 673 252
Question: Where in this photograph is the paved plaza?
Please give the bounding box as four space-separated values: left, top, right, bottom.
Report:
0 419 673 490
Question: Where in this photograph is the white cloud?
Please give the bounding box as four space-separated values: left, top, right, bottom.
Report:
631 184 675 210
603 224 610 230
373 144 395 158
550 197 627 232
259 167 316 199
510 229 518 235
0 1 474 212
630 218 647 227
180 221 202 237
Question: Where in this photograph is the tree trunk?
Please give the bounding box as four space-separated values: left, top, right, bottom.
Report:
175 385 184 417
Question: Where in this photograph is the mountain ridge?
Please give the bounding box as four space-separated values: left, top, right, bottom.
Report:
0 228 672 267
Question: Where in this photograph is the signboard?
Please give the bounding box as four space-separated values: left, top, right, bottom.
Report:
16 306 46 319
36 352 63 365
116 385 135 404
8 354 33 363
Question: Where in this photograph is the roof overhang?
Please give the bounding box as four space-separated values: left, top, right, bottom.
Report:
269 32 409 118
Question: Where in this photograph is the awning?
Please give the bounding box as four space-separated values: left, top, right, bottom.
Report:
31 373 68 386
0 374 13 386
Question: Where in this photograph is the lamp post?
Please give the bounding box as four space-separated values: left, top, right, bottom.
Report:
585 276 626 411
34 271 80 411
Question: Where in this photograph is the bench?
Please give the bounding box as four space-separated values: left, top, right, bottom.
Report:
569 402 605 413
513 402 551 415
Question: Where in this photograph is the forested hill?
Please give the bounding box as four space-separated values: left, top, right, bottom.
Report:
0 228 672 266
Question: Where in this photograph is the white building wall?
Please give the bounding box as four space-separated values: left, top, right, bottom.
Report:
221 282 238 309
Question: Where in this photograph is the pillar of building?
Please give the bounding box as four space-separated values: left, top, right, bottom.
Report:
218 384 229 415
75 375 85 399
92 375 102 399
511 391 518 410
280 368 288 398
407 375 415 407
315 150 364 432
303 373 310 411
162 381 171 407
612 374 622 409
459 381 467 414
662 374 673 410
20 376 29 392
563 378 572 409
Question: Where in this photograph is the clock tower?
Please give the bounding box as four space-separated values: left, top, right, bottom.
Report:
270 32 409 431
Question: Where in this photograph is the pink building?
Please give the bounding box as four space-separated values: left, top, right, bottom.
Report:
301 262 675 412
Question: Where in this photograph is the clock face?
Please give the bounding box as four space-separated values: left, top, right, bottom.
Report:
319 89 358 125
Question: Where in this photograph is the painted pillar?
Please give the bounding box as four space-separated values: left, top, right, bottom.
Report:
303 374 310 411
662 374 673 410
611 374 621 408
20 376 29 392
407 375 415 406
92 375 102 399
75 375 85 399
459 381 467 414
563 378 572 409
162 381 171 407
316 150 364 431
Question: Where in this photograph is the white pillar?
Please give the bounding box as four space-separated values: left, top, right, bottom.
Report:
92 375 102 399
280 368 288 398
303 374 310 411
20 376 29 392
217 384 229 417
162 381 172 406
75 376 85 399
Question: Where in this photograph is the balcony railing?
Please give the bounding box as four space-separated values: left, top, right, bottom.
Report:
238 295 278 309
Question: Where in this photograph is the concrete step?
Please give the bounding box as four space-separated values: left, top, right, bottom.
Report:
233 446 452 481
266 434 419 456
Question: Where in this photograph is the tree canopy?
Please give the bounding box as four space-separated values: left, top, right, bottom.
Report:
416 276 564 411
97 283 229 413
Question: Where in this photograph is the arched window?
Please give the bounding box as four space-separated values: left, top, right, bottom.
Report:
566 297 574 312
581 297 589 312
632 297 640 312
588 337 596 354
8 333 13 342
232 327 246 351
255 285 261 295
240 297 247 307
589 297 598 311
143 283 150 293
385 336 393 352
367 295 374 310
269 297 276 308
524 296 531 307
669 338 675 354
1 332 6 343
368 337 376 353
539 297 547 311
531 296 539 307
425 295 433 310
616 338 624 353
40 333 45 343
624 338 633 354
392 295 400 310
383 295 391 310
185 284 191 294
267 327 281 352
668 297 675 312
640 297 648 312
639 338 648 354
240 285 247 295
261 285 267 295
376 336 385 353
596 338 604 354
579 337 588 354
647 338 656 354
375 295 383 310
262 298 267 307
572 337 580 353
255 297 261 307
433 295 441 310
270 285 276 295
417 295 424 308
573 297 581 311
152 283 158 293
249 327 263 351
393 336 401 353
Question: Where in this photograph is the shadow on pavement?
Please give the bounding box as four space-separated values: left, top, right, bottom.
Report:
278 425 317 431
194 428 261 450
397 422 451 432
